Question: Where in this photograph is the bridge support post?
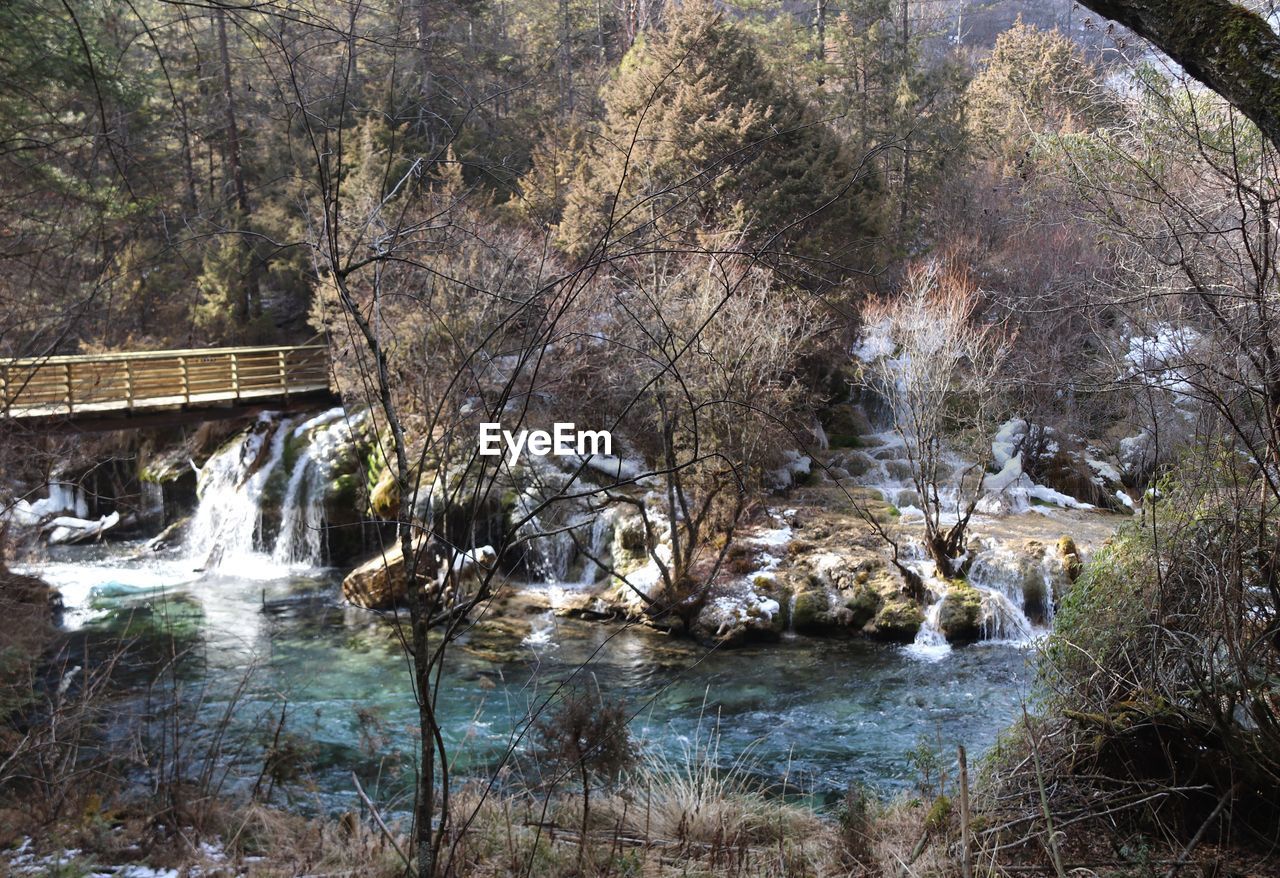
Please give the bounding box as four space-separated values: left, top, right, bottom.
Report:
179 356 190 403
63 363 72 414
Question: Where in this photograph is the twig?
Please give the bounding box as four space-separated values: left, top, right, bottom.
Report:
1162 782 1238 878
352 771 411 869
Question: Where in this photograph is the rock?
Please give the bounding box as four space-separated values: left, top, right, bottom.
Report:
843 586 882 629
871 598 923 642
791 587 833 634
895 489 921 509
369 467 400 519
937 580 982 644
840 451 876 478
692 583 785 646
822 403 874 448
1057 535 1082 581
553 590 623 621
343 538 497 609
883 459 914 482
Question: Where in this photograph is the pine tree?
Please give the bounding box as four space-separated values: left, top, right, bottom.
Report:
966 20 1119 173
553 0 881 275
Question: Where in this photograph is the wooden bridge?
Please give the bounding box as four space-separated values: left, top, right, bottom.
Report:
0 344 335 432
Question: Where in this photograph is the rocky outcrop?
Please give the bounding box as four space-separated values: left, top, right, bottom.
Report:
782 538 923 641
343 538 497 610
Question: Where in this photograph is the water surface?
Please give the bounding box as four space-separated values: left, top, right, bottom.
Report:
30 543 1035 811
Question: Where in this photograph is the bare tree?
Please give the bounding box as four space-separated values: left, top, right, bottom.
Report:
857 258 1008 578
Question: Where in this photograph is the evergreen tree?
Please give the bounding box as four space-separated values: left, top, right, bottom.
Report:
966 20 1119 173
553 0 881 276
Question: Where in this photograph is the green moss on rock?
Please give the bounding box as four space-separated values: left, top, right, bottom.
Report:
843 586 882 629
937 580 982 644
791 589 831 634
871 598 923 642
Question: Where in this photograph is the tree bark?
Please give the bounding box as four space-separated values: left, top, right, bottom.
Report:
216 8 259 323
1079 0 1280 150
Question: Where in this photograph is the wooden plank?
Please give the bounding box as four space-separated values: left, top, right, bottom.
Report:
1 343 331 423
0 343 326 367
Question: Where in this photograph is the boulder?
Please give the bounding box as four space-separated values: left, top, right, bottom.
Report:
1057 535 1082 581
692 583 785 646
791 587 834 634
343 538 497 610
937 581 982 644
870 598 923 642
843 585 882 629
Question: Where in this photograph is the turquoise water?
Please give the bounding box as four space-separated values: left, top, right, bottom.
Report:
33 543 1034 812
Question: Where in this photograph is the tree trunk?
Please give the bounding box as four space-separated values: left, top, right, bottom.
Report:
417 0 434 142
816 0 826 61
1079 0 1280 151
578 762 590 867
217 10 251 221
216 8 258 323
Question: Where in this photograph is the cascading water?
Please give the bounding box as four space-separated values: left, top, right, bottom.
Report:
513 466 616 586
905 536 1053 658
270 407 351 567
187 414 296 573
185 407 359 574
271 449 325 566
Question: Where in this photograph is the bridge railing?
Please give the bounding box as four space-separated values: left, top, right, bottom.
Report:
1 344 330 418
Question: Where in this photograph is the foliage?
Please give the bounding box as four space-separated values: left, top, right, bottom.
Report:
554 0 882 274
966 20 1120 173
1039 454 1280 841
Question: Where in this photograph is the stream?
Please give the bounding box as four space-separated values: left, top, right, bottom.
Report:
29 542 1033 813
12 410 1088 814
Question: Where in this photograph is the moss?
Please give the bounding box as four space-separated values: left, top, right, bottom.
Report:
1057 534 1082 581
937 580 982 644
369 467 399 519
924 795 952 832
328 472 361 506
791 589 831 634
843 586 882 629
872 598 923 642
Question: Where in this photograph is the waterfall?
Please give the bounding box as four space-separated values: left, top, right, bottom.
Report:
904 537 1046 657
576 511 614 585
268 406 352 568
907 571 952 660
187 415 295 573
271 449 324 567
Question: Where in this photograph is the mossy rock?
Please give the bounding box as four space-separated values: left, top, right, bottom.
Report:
937 580 982 644
884 459 914 482
791 588 832 634
840 451 876 477
1057 535 1082 581
369 467 400 519
822 403 874 439
871 598 924 642
843 586 882 629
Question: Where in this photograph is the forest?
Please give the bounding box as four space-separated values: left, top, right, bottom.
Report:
2 0 1280 875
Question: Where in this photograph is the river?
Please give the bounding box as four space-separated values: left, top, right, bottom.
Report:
28 540 1035 814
